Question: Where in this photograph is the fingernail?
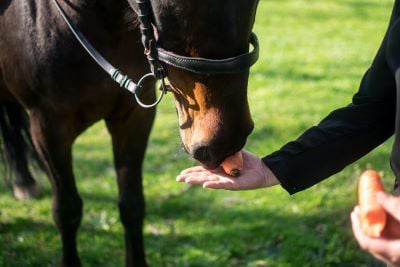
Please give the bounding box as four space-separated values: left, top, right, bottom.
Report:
181 168 191 173
186 177 198 183
351 209 360 220
176 175 185 182
354 206 360 214
351 212 358 224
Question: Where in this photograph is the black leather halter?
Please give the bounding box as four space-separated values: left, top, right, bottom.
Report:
157 34 259 75
53 0 260 108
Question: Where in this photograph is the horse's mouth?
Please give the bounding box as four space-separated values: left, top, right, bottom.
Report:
198 161 221 170
181 144 221 169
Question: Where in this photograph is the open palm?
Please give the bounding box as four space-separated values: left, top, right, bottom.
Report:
176 150 279 190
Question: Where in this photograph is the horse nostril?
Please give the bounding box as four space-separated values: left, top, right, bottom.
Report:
191 143 223 169
191 144 211 163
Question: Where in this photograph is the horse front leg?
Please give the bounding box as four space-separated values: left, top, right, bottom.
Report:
29 110 82 267
106 102 155 267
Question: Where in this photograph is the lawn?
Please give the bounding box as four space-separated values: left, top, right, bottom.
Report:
0 0 396 266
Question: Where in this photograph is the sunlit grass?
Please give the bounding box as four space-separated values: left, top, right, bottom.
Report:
0 0 395 266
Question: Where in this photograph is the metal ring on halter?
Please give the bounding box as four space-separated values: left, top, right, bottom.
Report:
134 73 167 108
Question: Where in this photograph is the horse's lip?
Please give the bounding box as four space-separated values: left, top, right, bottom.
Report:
198 161 220 170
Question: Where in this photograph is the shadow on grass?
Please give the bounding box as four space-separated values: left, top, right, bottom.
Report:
0 137 393 267
0 201 385 267
141 184 386 267
0 133 394 266
0 121 393 267
0 217 126 267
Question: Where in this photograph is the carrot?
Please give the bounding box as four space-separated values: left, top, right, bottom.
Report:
358 169 387 237
221 151 243 177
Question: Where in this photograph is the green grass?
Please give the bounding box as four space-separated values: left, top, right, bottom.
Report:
0 0 396 266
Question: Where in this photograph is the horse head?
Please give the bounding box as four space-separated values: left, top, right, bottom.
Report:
131 0 259 169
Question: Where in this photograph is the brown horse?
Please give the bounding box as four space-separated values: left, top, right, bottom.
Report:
0 0 259 266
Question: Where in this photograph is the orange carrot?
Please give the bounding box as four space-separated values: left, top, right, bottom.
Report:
358 170 387 237
221 151 243 177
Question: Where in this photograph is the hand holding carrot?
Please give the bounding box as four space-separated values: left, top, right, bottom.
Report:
352 170 400 266
352 193 400 266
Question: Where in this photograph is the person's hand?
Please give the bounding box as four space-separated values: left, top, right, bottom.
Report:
351 192 400 266
176 150 280 190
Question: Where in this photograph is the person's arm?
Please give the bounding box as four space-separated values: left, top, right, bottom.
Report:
264 56 395 194
262 2 400 194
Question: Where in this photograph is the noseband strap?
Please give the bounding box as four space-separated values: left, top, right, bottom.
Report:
157 33 259 75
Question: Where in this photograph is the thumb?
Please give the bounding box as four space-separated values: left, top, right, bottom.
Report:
377 192 400 222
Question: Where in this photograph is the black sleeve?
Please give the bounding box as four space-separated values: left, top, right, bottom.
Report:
262 25 396 195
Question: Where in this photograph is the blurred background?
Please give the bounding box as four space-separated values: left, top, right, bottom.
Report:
0 0 395 266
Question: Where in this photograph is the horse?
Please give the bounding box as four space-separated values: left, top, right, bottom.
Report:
0 0 259 266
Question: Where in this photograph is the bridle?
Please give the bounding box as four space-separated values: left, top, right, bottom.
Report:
53 0 260 108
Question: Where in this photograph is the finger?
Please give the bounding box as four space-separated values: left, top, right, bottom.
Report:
369 241 400 265
354 206 360 213
351 208 372 250
377 192 400 221
351 207 361 234
185 174 220 185
203 179 238 190
351 209 400 256
176 169 214 182
176 174 186 182
383 212 400 238
180 166 208 175
176 173 198 182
